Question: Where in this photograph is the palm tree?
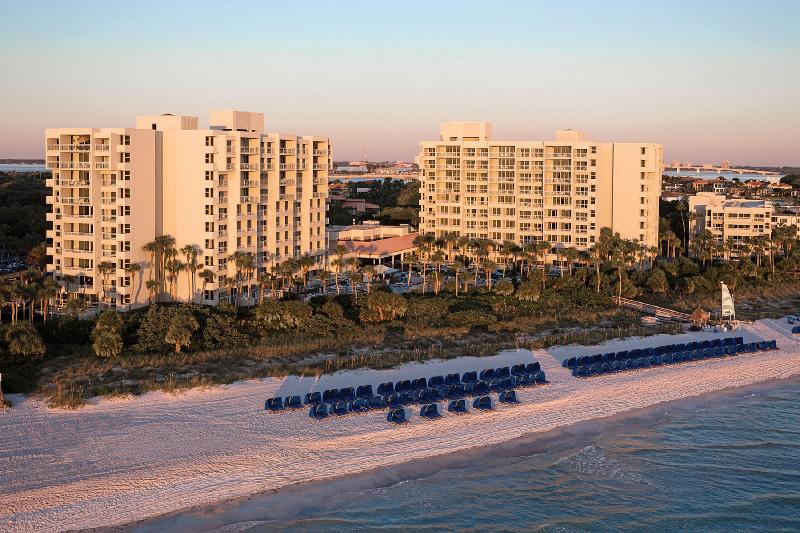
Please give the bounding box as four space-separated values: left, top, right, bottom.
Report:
38 276 59 322
432 251 447 294
180 244 200 302
125 262 142 303
363 265 377 294
256 272 271 304
298 254 317 289
331 244 347 294
97 261 116 309
155 234 176 284
453 259 465 296
443 232 459 261
317 269 331 295
145 279 160 305
562 247 579 276
143 240 158 282
165 259 184 300
228 251 252 306
403 250 418 290
482 258 497 290
198 269 214 302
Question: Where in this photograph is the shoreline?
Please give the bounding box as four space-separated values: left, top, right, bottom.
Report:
127 373 800 532
2 318 800 532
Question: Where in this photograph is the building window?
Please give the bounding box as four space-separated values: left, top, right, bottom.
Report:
205 136 214 147
120 135 130 146
205 171 213 181
205 205 214 215
120 152 130 163
205 221 214 232
205 153 214 164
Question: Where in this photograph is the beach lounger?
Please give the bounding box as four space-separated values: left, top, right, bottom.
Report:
431 387 446 401
419 403 444 420
309 403 331 419
520 373 534 386
479 368 496 381
512 364 527 375
305 392 322 405
395 380 412 392
448 398 470 414
589 363 600 375
447 383 466 399
625 359 636 370
473 381 491 395
333 400 351 416
445 373 461 385
792 326 800 334
368 396 386 410
377 382 395 395
757 341 768 351
461 371 478 383
534 371 546 383
472 396 495 410
265 397 284 411
387 407 412 424
418 388 434 403
338 387 356 401
412 378 428 390
284 395 302 409
495 367 511 379
648 356 660 366
400 391 418 405
322 389 338 403
351 398 369 413
526 362 541 374
768 340 777 350
356 385 375 399
600 362 610 373
498 390 521 404
428 375 445 388
386 393 401 409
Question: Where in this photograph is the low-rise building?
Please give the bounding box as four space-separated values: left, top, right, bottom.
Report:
329 221 417 268
688 192 800 253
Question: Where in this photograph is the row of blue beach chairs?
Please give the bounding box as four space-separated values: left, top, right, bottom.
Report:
304 371 543 419
567 339 778 378
562 337 747 369
264 363 546 413
386 390 522 424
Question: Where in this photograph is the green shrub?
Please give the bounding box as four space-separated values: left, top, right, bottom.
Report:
5 322 45 357
405 298 450 327
360 291 407 323
447 310 498 330
515 279 541 302
493 279 514 296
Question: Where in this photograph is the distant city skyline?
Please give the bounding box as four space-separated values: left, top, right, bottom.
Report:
1 0 799 165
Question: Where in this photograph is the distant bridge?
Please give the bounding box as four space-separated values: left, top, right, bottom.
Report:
664 165 780 176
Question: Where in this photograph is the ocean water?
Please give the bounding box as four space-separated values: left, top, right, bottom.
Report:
137 379 800 532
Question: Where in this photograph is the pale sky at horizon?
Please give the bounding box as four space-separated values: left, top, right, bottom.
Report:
1 0 798 165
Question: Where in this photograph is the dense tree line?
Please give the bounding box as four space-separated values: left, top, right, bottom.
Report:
0 172 47 257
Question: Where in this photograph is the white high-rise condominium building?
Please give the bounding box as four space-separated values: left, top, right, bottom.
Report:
417 123 662 260
46 111 330 309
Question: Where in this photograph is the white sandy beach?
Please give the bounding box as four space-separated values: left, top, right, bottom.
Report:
2 318 800 532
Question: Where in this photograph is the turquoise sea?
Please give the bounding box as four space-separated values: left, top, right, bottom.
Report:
135 378 800 532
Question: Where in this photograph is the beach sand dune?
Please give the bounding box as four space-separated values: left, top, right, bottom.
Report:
1 319 799 532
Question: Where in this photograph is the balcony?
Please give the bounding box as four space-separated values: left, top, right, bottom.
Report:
313 164 327 171
241 146 260 154
240 163 259 171
64 248 94 255
47 144 60 152
240 179 258 187
65 231 93 237
279 164 295 171
94 144 110 152
95 162 110 170
101 180 116 187
240 196 259 203
60 144 92 152
226 163 234 170
313 149 327 156
279 148 295 155
62 197 92 205
101 197 116 205
59 161 91 170
217 230 227 238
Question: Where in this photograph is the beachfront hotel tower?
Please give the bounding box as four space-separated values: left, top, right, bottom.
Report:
45 111 331 309
416 123 662 261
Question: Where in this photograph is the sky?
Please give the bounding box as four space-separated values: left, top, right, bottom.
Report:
1 0 798 165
